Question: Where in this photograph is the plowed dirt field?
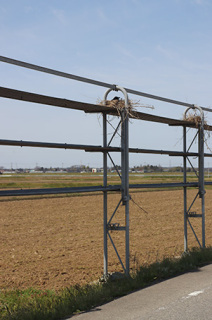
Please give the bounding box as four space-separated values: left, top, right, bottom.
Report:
1 189 212 290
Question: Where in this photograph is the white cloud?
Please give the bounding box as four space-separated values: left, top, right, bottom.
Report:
190 0 209 4
116 44 136 60
156 45 179 61
96 7 117 27
51 9 68 26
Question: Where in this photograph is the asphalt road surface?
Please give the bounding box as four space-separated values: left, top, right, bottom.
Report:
69 264 212 320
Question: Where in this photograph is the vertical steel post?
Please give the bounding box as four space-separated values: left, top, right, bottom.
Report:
198 123 206 247
103 112 108 276
103 85 130 276
184 105 205 249
121 109 130 275
183 126 188 251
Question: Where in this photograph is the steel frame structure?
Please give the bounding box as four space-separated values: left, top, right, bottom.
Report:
182 106 206 251
1 56 212 277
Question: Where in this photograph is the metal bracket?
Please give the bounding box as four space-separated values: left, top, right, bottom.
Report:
199 189 206 198
187 212 202 218
108 223 120 230
112 84 119 91
107 223 126 231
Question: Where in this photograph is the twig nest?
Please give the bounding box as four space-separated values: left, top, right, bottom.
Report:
97 98 154 121
99 99 133 112
183 113 204 127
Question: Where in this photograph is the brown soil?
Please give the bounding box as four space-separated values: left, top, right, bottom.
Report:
0 189 212 291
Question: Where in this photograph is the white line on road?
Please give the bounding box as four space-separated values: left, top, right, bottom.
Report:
187 290 204 297
182 289 205 300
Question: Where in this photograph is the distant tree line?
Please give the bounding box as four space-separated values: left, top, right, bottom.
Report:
0 164 211 174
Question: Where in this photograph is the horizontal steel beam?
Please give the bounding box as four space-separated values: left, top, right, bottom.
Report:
0 56 116 90
203 154 212 158
0 139 120 152
187 213 202 218
0 86 113 113
107 225 126 231
1 139 212 157
129 148 212 157
125 88 212 113
2 180 211 198
1 55 212 112
128 148 198 157
1 86 212 130
0 185 121 197
129 182 199 189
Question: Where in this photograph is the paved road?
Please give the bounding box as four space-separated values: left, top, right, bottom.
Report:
68 264 212 320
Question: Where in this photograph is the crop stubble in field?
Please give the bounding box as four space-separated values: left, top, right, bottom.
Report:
0 189 212 290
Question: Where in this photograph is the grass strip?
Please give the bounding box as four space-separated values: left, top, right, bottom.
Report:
0 247 212 320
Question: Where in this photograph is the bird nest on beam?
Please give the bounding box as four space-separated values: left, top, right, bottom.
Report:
183 113 203 127
98 97 154 119
183 111 212 152
183 112 209 130
99 97 133 114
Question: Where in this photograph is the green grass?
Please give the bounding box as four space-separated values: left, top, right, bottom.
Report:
1 247 212 320
0 171 205 192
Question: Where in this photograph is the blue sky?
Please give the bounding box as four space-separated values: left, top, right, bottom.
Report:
1 0 212 168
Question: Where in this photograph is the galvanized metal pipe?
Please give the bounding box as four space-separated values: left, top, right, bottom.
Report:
1 55 212 112
118 87 130 276
108 232 126 273
184 105 206 248
103 86 130 276
183 126 188 251
129 182 199 189
188 218 202 247
0 138 120 152
199 124 206 247
2 138 212 158
0 185 121 197
103 113 108 276
0 56 116 90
